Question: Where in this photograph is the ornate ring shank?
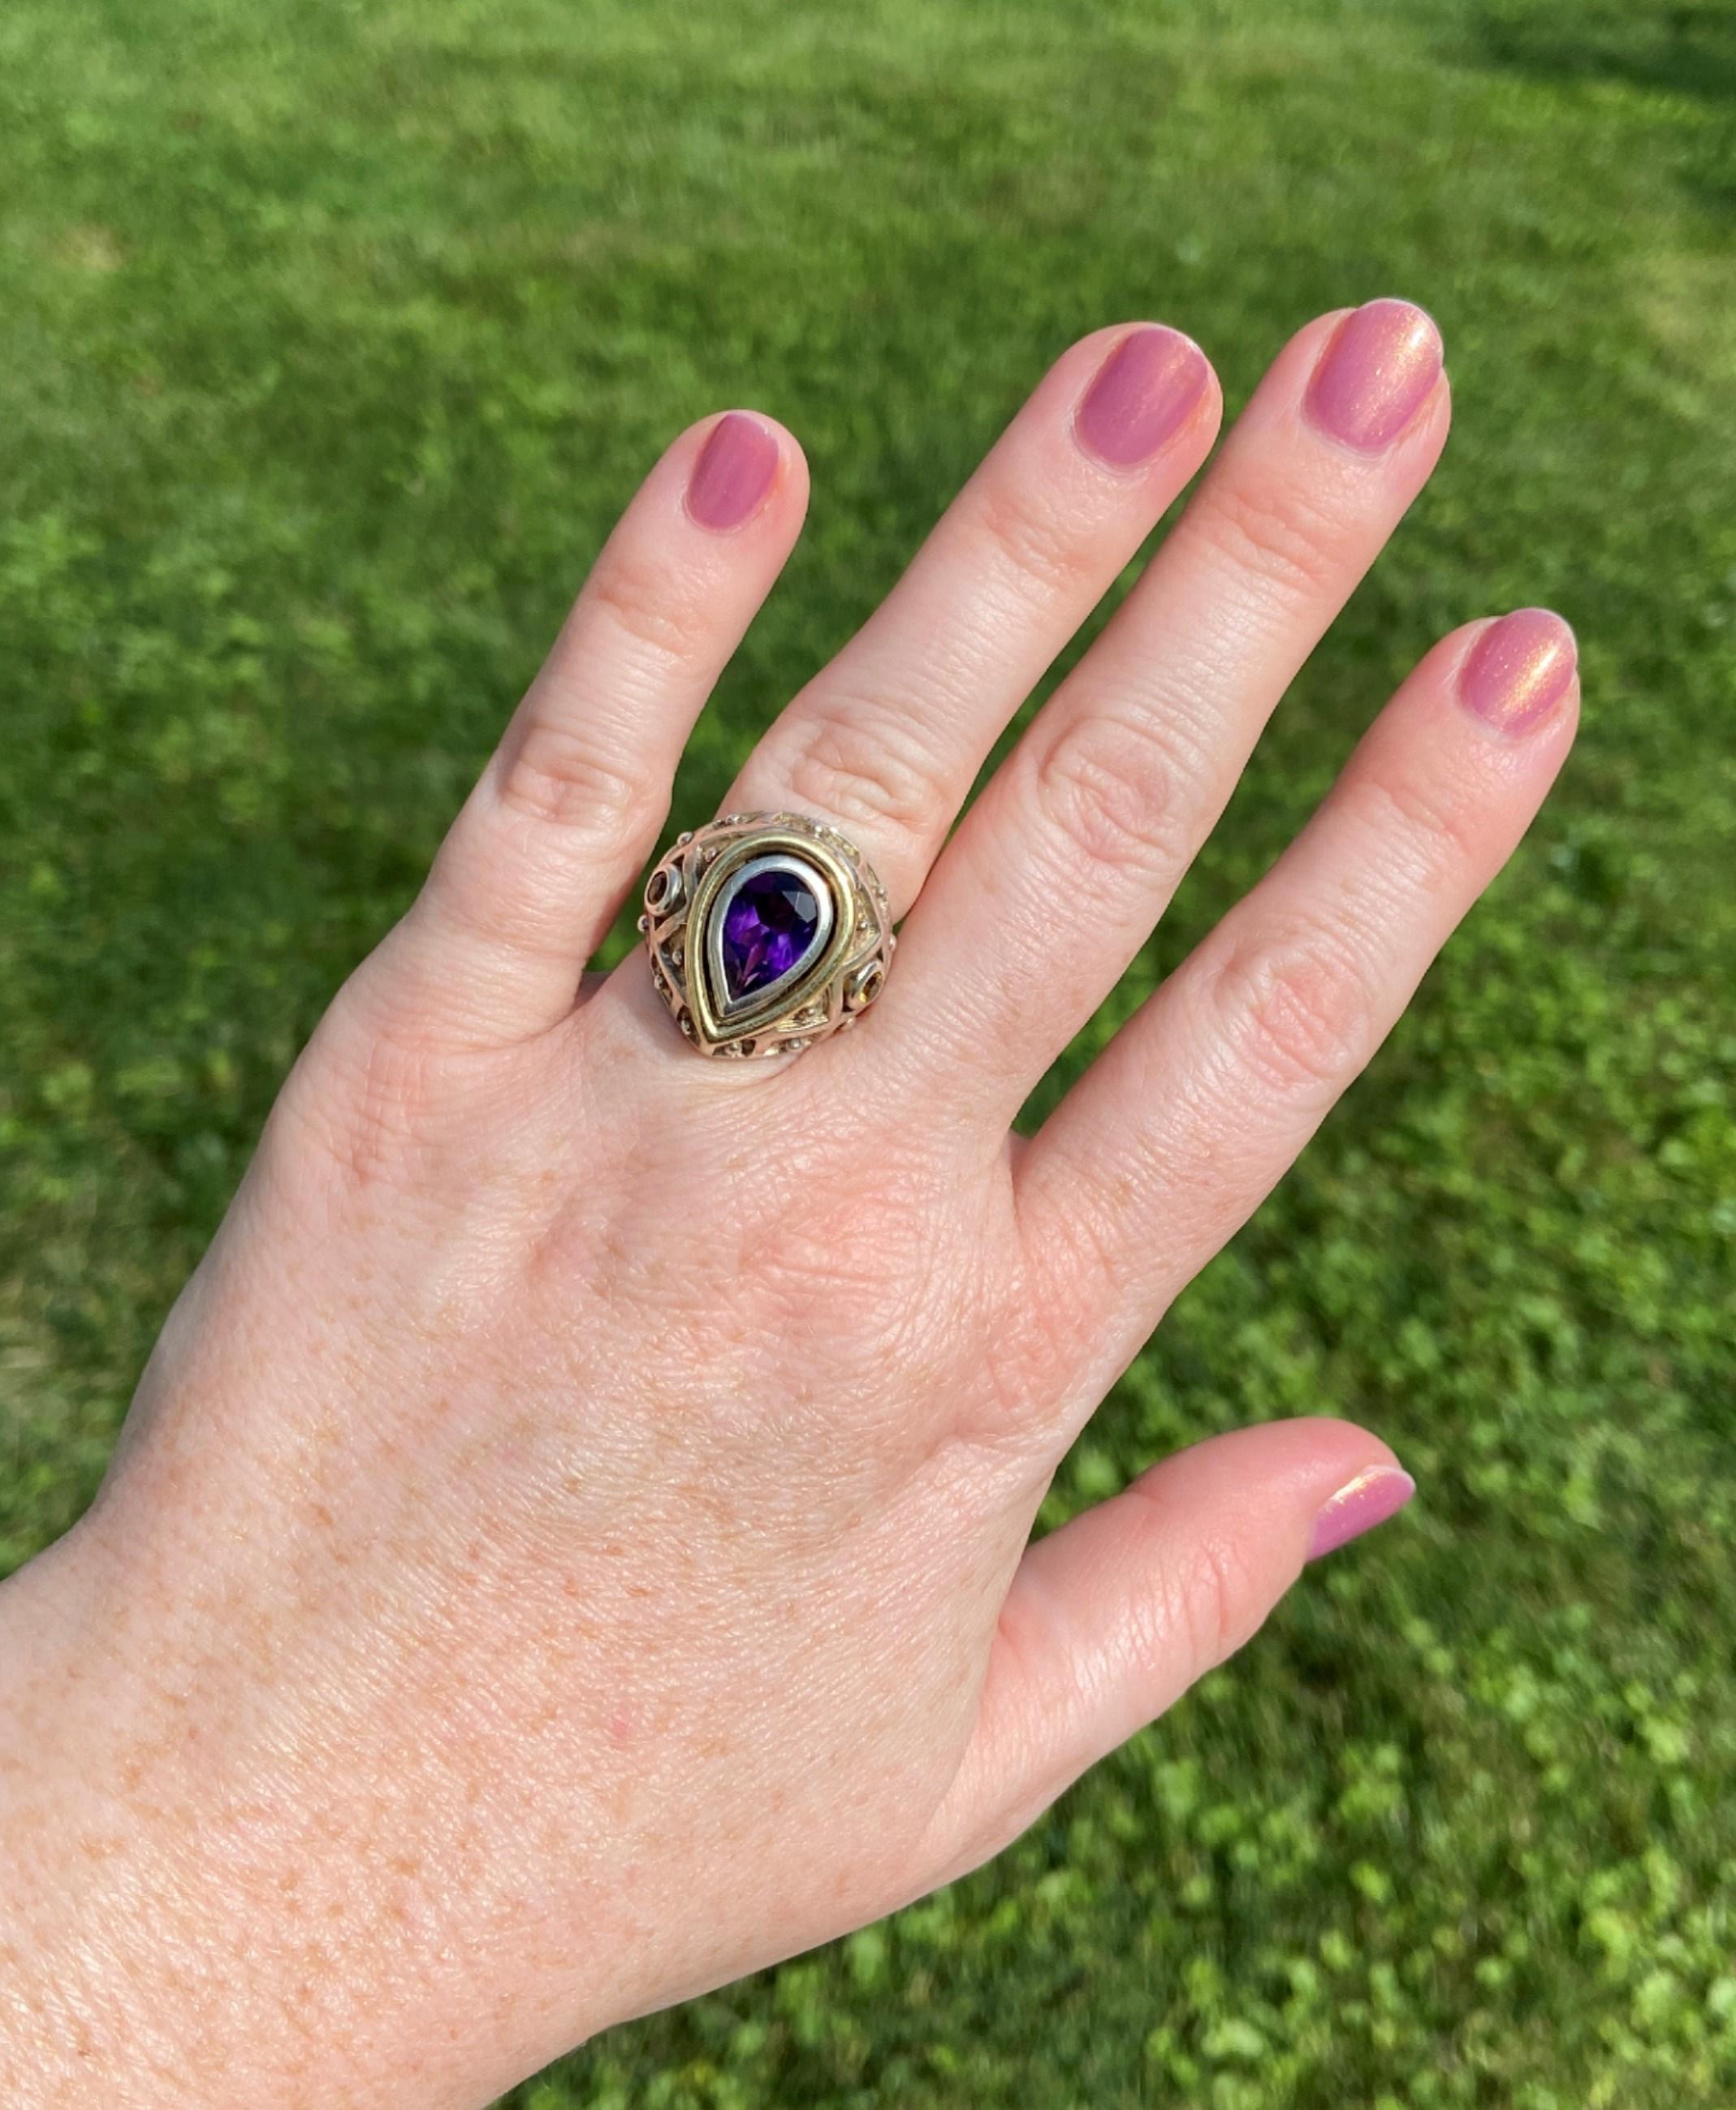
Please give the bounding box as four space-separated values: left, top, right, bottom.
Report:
639 812 894 1059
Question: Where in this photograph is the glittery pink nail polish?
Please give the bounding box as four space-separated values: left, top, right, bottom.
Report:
1073 326 1211 469
685 412 780 530
1307 1465 1416 1561
1458 607 1578 737
1303 300 1443 453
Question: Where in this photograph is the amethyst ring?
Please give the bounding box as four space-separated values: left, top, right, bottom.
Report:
639 811 894 1059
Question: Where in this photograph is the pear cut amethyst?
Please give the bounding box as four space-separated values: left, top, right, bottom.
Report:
719 862 823 1002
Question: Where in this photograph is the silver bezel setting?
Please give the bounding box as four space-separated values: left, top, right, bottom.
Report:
704 852 836 1025
639 812 894 1059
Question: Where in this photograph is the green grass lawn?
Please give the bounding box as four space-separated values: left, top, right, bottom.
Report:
2 0 1733 2101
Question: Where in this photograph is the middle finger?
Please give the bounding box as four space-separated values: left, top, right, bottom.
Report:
893 299 1449 1117
723 322 1221 913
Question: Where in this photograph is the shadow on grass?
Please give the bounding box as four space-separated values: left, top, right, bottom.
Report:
1470 0 1736 106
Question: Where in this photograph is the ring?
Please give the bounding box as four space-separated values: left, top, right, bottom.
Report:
639 811 894 1059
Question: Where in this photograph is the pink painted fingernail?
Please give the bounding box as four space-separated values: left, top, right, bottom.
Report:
1303 300 1443 453
1307 1465 1416 1561
1458 607 1578 737
1074 326 1211 469
685 412 780 530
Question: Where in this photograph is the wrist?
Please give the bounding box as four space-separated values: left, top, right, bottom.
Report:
0 1511 595 2109
0 1529 169 2099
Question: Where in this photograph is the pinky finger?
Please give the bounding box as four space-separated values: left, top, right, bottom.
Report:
1017 608 1578 1393
922 1418 1413 1883
361 410 808 1047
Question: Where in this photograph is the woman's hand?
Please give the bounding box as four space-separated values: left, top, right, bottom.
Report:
0 302 1576 2108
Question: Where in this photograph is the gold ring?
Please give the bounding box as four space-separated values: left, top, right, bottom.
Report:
639 811 894 1059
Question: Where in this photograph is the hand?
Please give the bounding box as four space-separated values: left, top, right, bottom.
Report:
0 301 1576 2108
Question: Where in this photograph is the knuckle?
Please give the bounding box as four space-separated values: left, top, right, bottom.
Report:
1027 705 1197 883
1119 1476 1267 1672
1177 1525 1266 1669
496 715 658 840
974 1277 1067 1429
586 545 708 669
720 1161 969 1413
1207 915 1376 1098
1200 473 1350 606
1021 1176 1132 1333
779 695 949 853
1362 768 1483 884
269 1001 434 1202
974 475 1097 602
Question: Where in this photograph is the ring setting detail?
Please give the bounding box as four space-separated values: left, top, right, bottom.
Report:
639 811 894 1059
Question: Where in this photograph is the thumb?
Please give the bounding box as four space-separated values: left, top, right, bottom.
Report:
926 1417 1414 1886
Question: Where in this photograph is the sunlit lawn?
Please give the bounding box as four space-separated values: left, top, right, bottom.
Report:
2 1 1734 2102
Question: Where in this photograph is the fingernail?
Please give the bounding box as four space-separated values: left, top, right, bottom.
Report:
1303 299 1443 453
1074 326 1211 469
686 412 780 531
1307 1465 1416 1561
1458 607 1578 737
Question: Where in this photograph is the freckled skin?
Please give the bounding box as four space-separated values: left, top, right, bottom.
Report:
0 308 1572 2108
0 977 1397 2105
0 1001 1057 2102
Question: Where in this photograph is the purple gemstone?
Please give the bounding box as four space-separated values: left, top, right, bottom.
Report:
720 865 821 999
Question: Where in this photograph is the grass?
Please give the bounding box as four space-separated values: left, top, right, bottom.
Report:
2 0 1733 2102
